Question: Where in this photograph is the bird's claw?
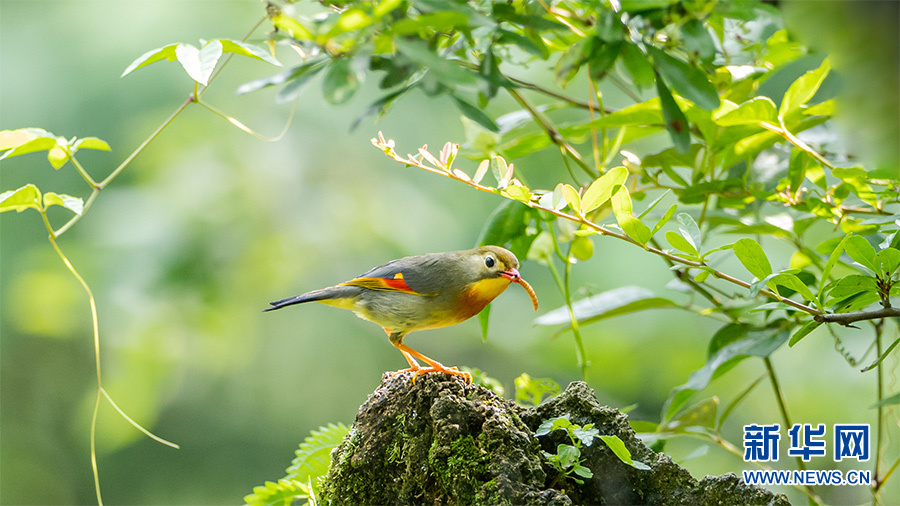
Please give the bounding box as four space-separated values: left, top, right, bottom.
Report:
391 364 472 384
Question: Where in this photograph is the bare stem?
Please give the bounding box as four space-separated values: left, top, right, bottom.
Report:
815 307 900 326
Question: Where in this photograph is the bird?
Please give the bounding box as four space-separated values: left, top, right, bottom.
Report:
265 245 538 382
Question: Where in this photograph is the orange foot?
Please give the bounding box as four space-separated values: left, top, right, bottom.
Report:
389 364 472 384
412 363 472 384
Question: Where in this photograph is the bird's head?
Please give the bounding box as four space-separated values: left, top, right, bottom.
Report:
460 246 538 310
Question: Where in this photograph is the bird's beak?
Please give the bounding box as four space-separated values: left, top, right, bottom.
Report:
500 268 521 282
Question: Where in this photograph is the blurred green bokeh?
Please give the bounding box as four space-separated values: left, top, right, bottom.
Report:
1 1 896 505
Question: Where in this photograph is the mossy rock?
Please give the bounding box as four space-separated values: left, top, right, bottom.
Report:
320 375 788 506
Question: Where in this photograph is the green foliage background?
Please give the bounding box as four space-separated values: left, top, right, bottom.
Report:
1 1 897 505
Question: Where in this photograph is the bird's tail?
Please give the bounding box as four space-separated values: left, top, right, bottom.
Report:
264 286 359 312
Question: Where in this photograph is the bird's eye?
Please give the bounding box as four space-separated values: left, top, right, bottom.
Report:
485 256 495 268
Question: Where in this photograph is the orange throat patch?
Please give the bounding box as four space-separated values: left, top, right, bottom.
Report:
456 277 511 321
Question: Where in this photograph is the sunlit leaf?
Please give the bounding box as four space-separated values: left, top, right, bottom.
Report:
0 184 42 213
582 166 627 213
779 57 831 117
175 40 223 85
612 187 652 244
665 230 698 256
72 137 111 152
713 97 777 126
560 184 582 216
121 43 179 77
270 11 314 40
43 192 84 215
219 39 281 66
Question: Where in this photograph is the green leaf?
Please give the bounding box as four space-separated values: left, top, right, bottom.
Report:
560 184 582 216
681 19 715 63
327 8 374 37
770 273 816 304
491 155 512 188
665 230 698 256
733 238 773 279
655 72 691 154
573 464 594 478
514 374 560 406
779 57 831 117
789 320 822 347
844 235 877 273
121 43 179 77
571 97 663 133
676 212 701 251
649 47 719 110
661 397 718 433
875 248 900 277
535 286 676 329
612 187 652 244
819 234 852 300
478 303 491 342
620 43 655 89
536 415 572 436
323 58 360 105
713 97 777 126
571 235 594 261
73 137 111 152
556 444 579 467
395 38 477 86
0 132 58 160
0 127 53 150
43 192 84 215
244 478 309 506
0 184 42 213
219 39 280 66
637 189 671 220
827 275 878 300
270 11 314 40
664 322 790 420
237 58 328 97
452 95 499 132
177 40 224 85
599 435 650 470
870 392 900 408
47 145 68 169
285 423 349 483
651 204 678 237
478 199 528 245
582 166 628 213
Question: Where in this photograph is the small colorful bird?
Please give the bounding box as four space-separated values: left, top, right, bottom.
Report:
265 246 538 382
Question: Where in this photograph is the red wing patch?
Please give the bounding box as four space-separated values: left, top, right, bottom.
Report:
339 273 420 294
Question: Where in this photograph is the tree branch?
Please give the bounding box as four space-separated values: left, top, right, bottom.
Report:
815 307 900 325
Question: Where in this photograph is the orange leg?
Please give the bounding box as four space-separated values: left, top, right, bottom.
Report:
387 332 471 383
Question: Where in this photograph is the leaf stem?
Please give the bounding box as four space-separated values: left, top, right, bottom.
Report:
507 87 597 179
763 356 820 501
196 97 296 141
98 97 192 189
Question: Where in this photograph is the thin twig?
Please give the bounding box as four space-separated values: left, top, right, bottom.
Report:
815 307 900 325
